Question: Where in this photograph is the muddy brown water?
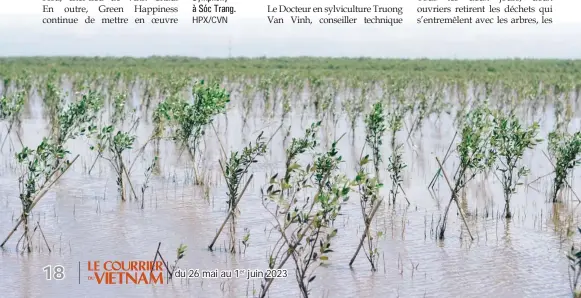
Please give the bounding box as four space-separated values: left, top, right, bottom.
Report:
0 91 580 298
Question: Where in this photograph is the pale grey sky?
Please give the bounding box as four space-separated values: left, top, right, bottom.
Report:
0 15 579 58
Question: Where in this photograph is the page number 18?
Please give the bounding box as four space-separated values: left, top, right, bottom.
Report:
43 265 65 280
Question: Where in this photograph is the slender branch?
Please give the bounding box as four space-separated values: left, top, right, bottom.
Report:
349 198 384 266
1 155 79 247
542 150 580 202
436 157 474 241
208 175 254 250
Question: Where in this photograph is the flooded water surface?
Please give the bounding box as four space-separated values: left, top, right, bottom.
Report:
1 83 580 298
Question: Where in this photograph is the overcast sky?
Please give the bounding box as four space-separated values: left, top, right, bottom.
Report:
0 0 579 58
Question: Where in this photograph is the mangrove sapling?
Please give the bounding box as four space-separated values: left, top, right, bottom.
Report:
208 132 268 252
1 138 79 250
438 106 496 240
259 121 320 295
150 242 186 280
490 112 541 218
90 126 137 201
294 139 351 297
240 83 254 126
260 130 350 298
309 76 324 115
0 90 26 152
141 156 158 209
388 144 407 205
163 81 229 184
258 77 274 118
541 151 581 202
241 228 250 254
406 91 429 142
1 92 101 249
169 244 188 278
323 82 338 121
43 80 63 134
111 92 128 124
567 228 581 298
342 96 363 144
554 99 566 131
548 131 581 202
17 141 65 251
142 80 158 118
364 101 387 179
386 103 410 205
431 88 451 122
53 90 103 168
124 98 175 175
349 154 384 271
54 91 103 139
347 101 387 269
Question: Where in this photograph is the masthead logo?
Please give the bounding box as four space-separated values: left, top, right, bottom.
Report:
86 260 165 285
